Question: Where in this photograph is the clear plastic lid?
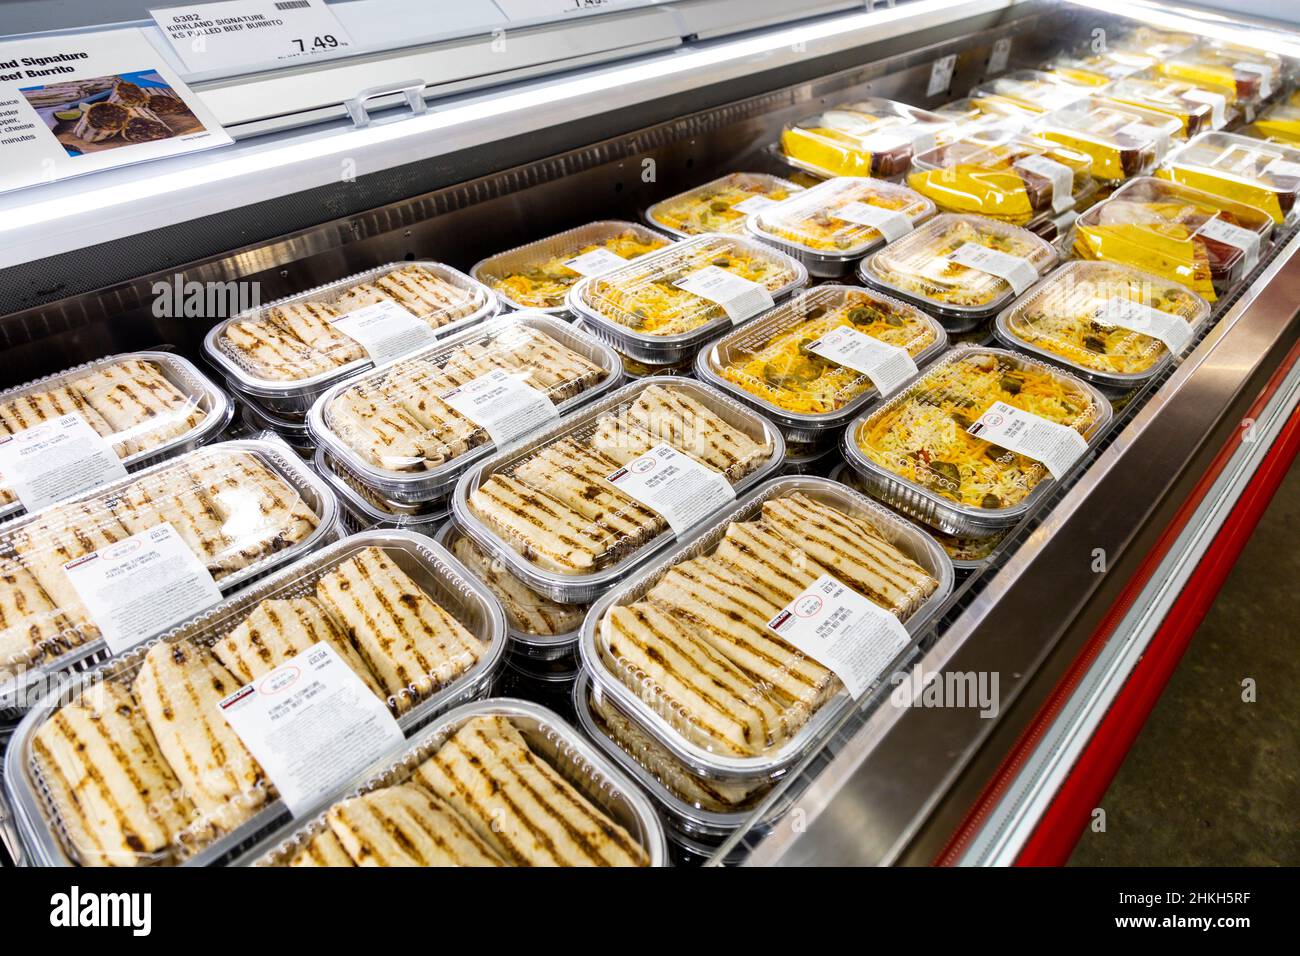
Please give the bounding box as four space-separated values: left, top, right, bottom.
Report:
314 314 620 487
570 232 806 346
313 448 449 533
645 172 802 238
580 476 951 774
0 352 230 520
1244 102 1300 147
969 71 1093 114
206 261 498 396
1158 132 1300 225
0 440 338 703
779 98 956 179
453 378 783 604
1071 176 1275 302
247 699 664 866
1043 51 1150 87
907 132 1095 225
1031 97 1181 183
935 96 1040 133
435 521 588 645
697 284 945 428
848 347 1110 518
1104 73 1232 139
1110 27 1199 63
470 221 671 311
1156 42 1285 105
996 260 1211 385
747 176 935 260
859 213 1058 318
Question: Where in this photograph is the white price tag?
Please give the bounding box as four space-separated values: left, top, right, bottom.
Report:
832 200 914 242
606 442 735 535
1014 154 1075 213
806 325 918 397
1094 297 1193 355
1233 61 1274 98
673 266 774 324
62 523 223 655
0 413 127 512
150 0 355 74
927 54 956 97
439 368 558 446
1181 88 1227 129
331 299 438 365
766 573 910 700
988 37 1012 75
1194 215 1260 273
1263 157 1300 179
967 400 1088 480
497 0 622 20
732 194 780 215
218 642 404 816
947 241 1038 295
563 246 627 277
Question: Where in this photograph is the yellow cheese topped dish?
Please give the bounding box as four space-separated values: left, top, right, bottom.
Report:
646 172 800 237
1070 176 1275 302
995 260 1211 384
1241 102 1300 147
779 98 954 179
1158 132 1300 225
1043 51 1150 88
968 71 1092 115
472 221 670 311
1030 97 1181 183
1155 41 1284 107
1104 74 1232 139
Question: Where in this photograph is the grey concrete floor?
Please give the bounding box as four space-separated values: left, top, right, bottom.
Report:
1069 460 1300 866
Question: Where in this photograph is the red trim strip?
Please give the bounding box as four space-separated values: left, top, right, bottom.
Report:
935 344 1300 867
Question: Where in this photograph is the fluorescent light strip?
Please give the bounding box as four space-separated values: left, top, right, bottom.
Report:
1063 0 1300 58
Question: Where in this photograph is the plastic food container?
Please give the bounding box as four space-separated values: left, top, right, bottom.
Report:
5 531 509 868
778 99 956 179
239 400 312 457
1104 74 1235 138
313 447 450 533
571 320 696 378
694 284 947 444
1070 176 1275 303
471 221 672 313
826 461 1009 570
1243 102 1300 146
435 520 588 662
746 176 936 276
567 232 808 365
906 132 1096 226
452 377 785 604
578 474 953 782
0 352 232 522
1111 27 1199 63
242 698 667 866
308 312 622 508
1043 51 1151 88
645 172 802 238
1158 132 1300 225
935 96 1040 134
843 346 1112 534
573 671 775 838
993 260 1212 389
204 261 499 419
857 213 1058 330
0 438 340 719
1156 42 1285 107
968 71 1093 115
1031 97 1181 183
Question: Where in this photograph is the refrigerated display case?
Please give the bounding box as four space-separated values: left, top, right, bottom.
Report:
2 0 1299 869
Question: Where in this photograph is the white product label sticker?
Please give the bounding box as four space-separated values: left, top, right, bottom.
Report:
988 37 1012 75
1194 215 1260 273
806 325 918 397
1094 297 1193 355
674 266 774 324
927 54 956 97
0 413 127 512
218 642 404 816
1181 87 1227 129
1263 157 1300 179
766 573 910 700
832 200 914 242
1013 154 1075 213
332 299 439 365
150 0 356 74
605 442 735 535
947 241 1038 295
732 194 780 215
440 368 558 446
1117 120 1169 156
62 522 223 655
966 400 1088 480
1233 61 1274 98
563 246 627 277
